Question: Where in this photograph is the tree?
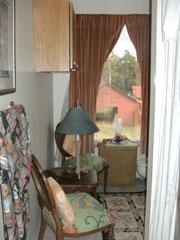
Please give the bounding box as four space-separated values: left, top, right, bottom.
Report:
101 51 141 95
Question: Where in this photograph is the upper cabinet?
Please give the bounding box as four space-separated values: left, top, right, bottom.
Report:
69 2 77 71
33 0 76 72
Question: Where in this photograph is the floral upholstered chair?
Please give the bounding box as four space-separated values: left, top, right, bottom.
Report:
31 154 114 240
55 122 109 193
0 103 31 240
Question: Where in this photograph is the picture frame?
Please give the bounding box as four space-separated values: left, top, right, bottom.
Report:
0 0 15 95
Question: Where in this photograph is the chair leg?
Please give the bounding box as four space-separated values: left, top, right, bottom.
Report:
104 166 109 193
38 214 47 240
56 227 64 240
108 224 115 240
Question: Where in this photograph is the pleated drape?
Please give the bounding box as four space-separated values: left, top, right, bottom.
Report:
125 15 151 154
70 15 124 153
70 14 150 154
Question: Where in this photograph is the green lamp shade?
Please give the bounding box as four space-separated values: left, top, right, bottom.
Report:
56 107 99 135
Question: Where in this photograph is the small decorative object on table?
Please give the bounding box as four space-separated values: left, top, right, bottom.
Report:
44 166 77 180
115 118 122 136
98 135 135 146
110 135 129 145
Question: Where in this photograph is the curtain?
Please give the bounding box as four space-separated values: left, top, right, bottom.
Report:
125 15 151 154
149 0 180 239
70 15 124 153
70 14 150 154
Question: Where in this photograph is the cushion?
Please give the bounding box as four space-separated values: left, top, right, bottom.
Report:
63 154 109 172
43 192 114 233
47 177 75 223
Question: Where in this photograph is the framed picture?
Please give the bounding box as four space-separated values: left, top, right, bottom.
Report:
0 0 15 95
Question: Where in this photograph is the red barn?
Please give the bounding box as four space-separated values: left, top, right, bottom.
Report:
132 86 141 100
96 82 141 126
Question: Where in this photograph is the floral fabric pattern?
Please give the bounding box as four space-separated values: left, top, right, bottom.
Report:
0 105 31 240
43 192 113 233
63 154 108 172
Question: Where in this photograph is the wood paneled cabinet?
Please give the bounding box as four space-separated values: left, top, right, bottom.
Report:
69 2 77 71
33 0 77 72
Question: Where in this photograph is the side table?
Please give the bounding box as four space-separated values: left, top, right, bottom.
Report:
44 168 98 199
98 142 138 188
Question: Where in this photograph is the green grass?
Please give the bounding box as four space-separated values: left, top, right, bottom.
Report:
95 121 141 142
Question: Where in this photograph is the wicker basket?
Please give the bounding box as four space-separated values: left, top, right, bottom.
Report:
98 142 137 188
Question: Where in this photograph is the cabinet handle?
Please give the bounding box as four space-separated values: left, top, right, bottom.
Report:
70 61 78 72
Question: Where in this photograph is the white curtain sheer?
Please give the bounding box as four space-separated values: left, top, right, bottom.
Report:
149 0 180 239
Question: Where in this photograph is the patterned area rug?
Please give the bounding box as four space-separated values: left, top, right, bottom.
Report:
99 192 146 240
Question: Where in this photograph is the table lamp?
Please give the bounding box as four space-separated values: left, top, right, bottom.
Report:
56 104 99 179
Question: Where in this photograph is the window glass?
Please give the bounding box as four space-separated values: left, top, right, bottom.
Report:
95 25 141 142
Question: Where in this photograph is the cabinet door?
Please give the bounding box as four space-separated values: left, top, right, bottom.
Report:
33 0 69 72
69 2 77 71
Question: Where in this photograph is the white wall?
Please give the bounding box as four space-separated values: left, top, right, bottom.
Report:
0 0 150 239
72 0 150 14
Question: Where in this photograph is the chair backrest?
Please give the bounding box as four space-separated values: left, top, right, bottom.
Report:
31 154 64 234
55 122 71 164
31 154 54 210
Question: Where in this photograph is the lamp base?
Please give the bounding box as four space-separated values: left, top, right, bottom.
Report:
76 166 88 179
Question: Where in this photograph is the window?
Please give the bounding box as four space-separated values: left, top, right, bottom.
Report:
95 25 141 142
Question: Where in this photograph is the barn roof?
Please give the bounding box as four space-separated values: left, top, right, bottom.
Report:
99 82 139 103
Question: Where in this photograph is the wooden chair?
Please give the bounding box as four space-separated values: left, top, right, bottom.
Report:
55 122 109 193
31 154 114 240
